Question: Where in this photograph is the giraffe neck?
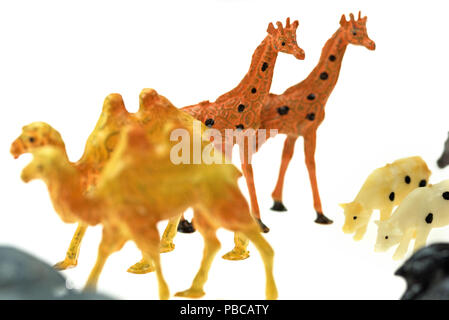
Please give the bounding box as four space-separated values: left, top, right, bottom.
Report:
215 36 277 103
286 28 348 98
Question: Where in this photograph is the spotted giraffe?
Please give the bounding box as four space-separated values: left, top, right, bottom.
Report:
222 12 376 261
262 12 375 223
181 18 305 232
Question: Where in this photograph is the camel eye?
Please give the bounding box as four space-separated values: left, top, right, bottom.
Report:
29 137 35 143
353 216 357 220
385 236 389 240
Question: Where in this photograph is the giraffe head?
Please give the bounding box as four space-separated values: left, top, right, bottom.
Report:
10 122 66 159
340 12 376 50
267 18 305 60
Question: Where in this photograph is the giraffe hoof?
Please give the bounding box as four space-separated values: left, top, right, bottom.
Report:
315 212 333 225
177 219 196 233
271 200 287 212
256 218 270 233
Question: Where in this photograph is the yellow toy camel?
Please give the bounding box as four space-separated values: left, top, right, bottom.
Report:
341 156 431 240
18 89 278 300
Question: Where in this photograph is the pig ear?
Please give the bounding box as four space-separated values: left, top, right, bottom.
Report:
339 203 347 209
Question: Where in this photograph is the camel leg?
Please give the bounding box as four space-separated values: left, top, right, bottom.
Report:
241 227 278 300
392 230 414 260
54 223 88 271
133 224 170 300
84 227 127 291
304 132 333 224
271 135 297 212
175 213 221 299
222 232 250 261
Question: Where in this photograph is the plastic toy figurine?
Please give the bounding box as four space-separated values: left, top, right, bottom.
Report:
375 179 449 260
437 132 449 169
341 156 431 241
11 94 132 272
19 89 278 300
181 18 305 233
263 12 375 222
395 243 449 300
222 12 376 260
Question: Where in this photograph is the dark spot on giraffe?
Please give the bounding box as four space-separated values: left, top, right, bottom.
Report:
251 88 257 94
353 32 357 36
306 113 315 121
419 180 427 187
29 137 35 143
236 124 244 130
320 72 329 80
307 93 316 101
405 176 411 184
425 213 433 224
281 42 285 46
238 104 245 112
261 62 269 72
205 119 214 127
277 106 290 116
443 192 449 200
389 192 395 202
353 216 357 220
329 55 336 62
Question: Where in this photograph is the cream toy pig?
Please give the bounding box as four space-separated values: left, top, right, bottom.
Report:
341 157 431 240
375 179 449 260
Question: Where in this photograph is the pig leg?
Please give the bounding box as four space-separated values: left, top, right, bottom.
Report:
413 227 431 252
380 206 393 221
392 230 414 260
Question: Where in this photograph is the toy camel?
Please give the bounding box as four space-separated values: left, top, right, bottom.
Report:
375 179 449 260
180 18 305 233
11 94 130 271
341 156 431 240
222 12 376 260
437 132 449 169
19 89 278 300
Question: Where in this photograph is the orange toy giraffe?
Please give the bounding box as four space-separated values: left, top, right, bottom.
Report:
181 18 305 232
262 12 376 223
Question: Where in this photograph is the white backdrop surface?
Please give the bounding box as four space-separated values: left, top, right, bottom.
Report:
1 0 449 300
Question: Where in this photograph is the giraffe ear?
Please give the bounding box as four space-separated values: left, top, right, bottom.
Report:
267 22 276 35
340 14 348 27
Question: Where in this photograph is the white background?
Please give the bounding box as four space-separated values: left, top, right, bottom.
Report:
1 0 449 300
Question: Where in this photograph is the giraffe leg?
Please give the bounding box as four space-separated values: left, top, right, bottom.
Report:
241 160 268 233
241 227 278 300
413 227 431 253
304 132 333 224
392 230 414 261
133 224 170 300
222 232 250 261
84 227 127 291
271 135 297 212
177 214 196 234
175 213 221 298
54 223 88 271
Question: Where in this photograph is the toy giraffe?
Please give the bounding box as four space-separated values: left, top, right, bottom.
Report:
19 89 278 299
222 12 376 260
180 18 305 233
264 12 375 220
